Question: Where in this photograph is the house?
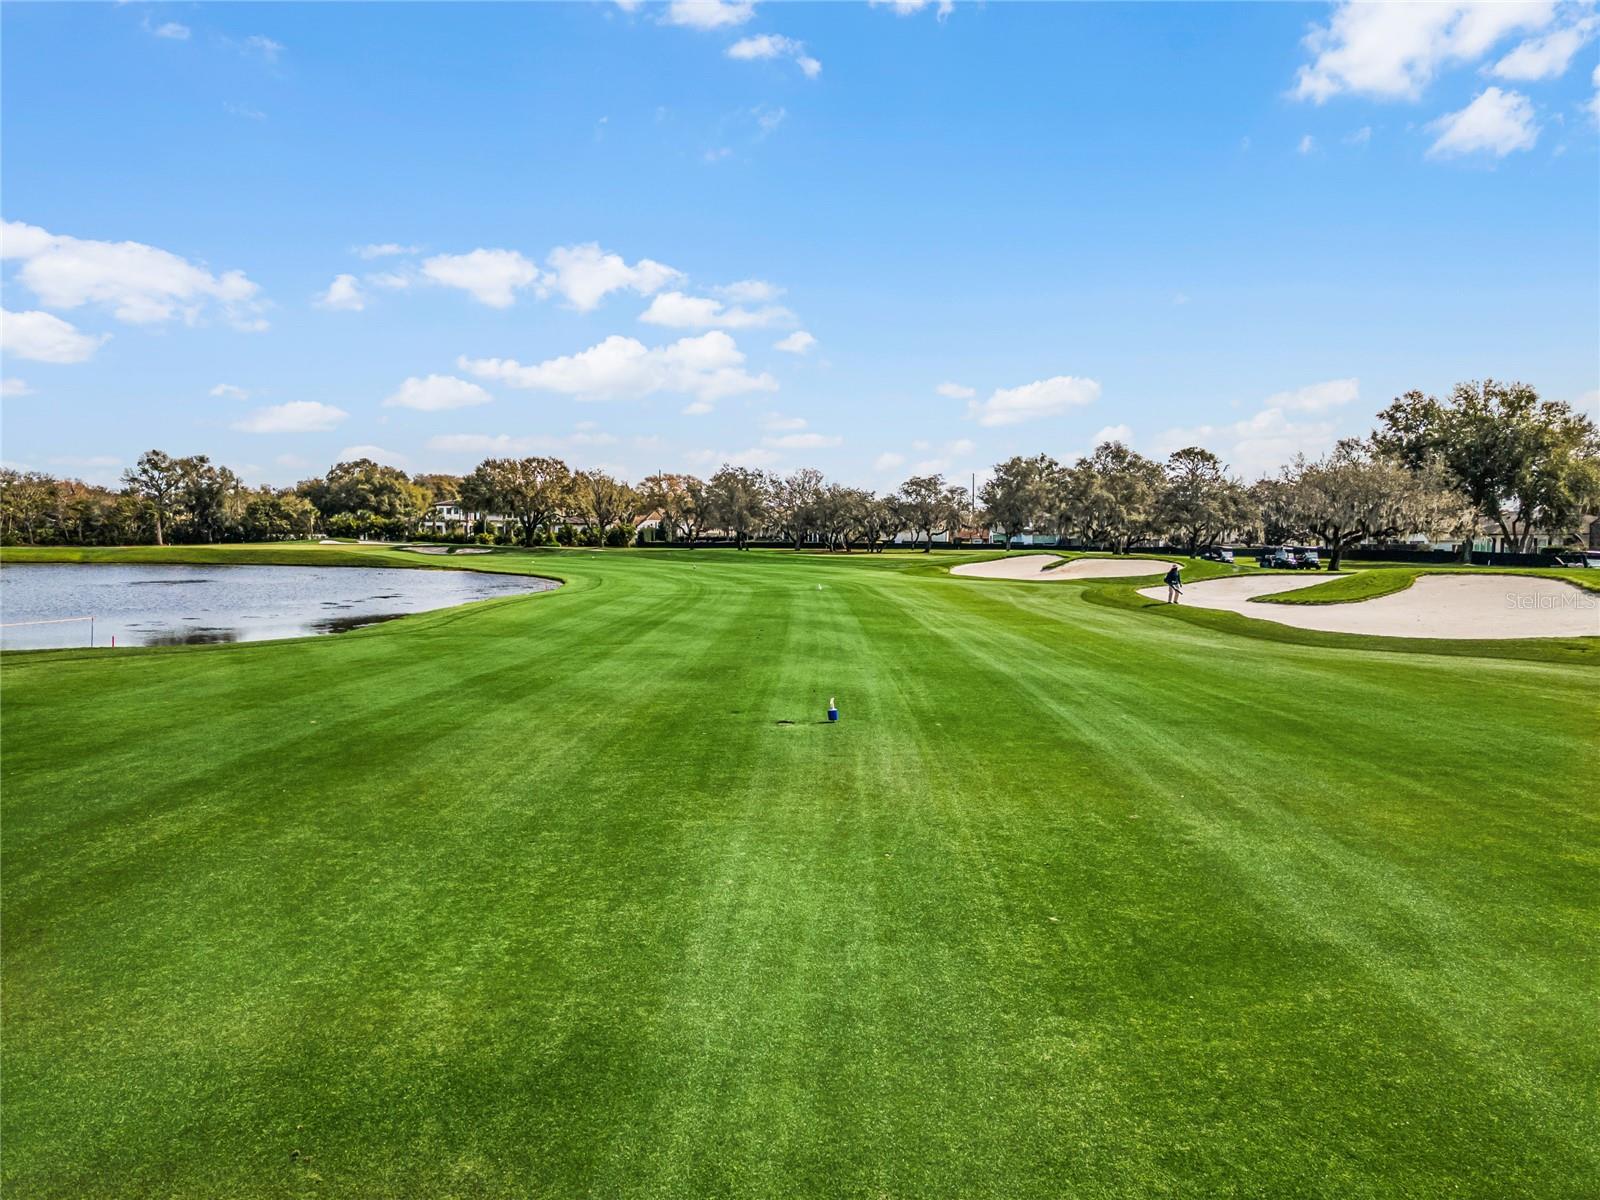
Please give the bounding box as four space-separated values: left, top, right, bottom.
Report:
421 499 511 536
891 527 956 545
986 523 1056 547
1468 513 1592 555
1353 512 1600 557
633 508 666 541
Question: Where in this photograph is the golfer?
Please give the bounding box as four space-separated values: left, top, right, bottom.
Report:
1164 564 1183 604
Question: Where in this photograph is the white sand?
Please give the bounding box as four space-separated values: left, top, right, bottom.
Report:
1139 573 1600 640
952 554 1177 581
404 545 492 555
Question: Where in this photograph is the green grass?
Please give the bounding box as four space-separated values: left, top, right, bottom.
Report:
3 544 1597 1198
1250 564 1600 608
1254 570 1418 605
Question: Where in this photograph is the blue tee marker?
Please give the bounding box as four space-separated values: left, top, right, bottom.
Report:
828 697 839 722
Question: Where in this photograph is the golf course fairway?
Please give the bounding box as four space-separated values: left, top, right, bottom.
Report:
2 544 1595 1199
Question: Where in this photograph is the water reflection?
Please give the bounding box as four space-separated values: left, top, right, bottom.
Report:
310 613 410 635
140 628 243 647
0 563 558 650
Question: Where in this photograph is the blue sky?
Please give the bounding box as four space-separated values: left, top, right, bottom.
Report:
3 1 1597 491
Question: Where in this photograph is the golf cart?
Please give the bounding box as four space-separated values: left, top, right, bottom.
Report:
1259 545 1321 570
1200 547 1235 563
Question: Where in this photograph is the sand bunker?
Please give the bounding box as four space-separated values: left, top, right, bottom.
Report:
403 545 492 556
952 554 1176 581
1140 573 1599 640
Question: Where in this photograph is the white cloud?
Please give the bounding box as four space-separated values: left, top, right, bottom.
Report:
1297 133 1317 154
968 375 1100 427
719 279 783 302
908 437 981 477
936 381 976 399
354 243 420 259
703 146 734 164
1427 87 1539 158
233 401 348 434
1091 424 1134 445
682 400 715 415
686 445 781 467
1589 62 1600 123
1491 15 1597 80
245 35 284 62
871 0 954 18
426 430 616 456
764 432 842 449
1345 125 1373 145
727 34 822 78
383 241 681 311
459 330 777 403
150 21 190 40
774 330 816 354
224 103 266 122
1 309 109 363
1 378 33 398
1154 406 1344 480
49 454 122 469
1 220 265 329
639 290 793 329
210 383 250 400
1151 378 1376 475
338 444 409 466
764 412 807 430
382 374 492 412
873 451 907 471
316 273 365 311
753 105 788 137
1292 2 1555 103
539 243 681 311
1265 377 1360 412
663 1 755 30
421 248 540 308
427 433 550 456
368 270 414 290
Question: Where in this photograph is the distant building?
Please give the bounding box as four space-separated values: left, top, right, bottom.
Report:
986 523 1056 547
633 508 665 540
1468 514 1591 555
891 527 954 545
421 499 510 536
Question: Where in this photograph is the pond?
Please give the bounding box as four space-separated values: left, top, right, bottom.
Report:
0 563 559 651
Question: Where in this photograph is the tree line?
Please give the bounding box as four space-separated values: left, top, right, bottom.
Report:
2 380 1594 566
